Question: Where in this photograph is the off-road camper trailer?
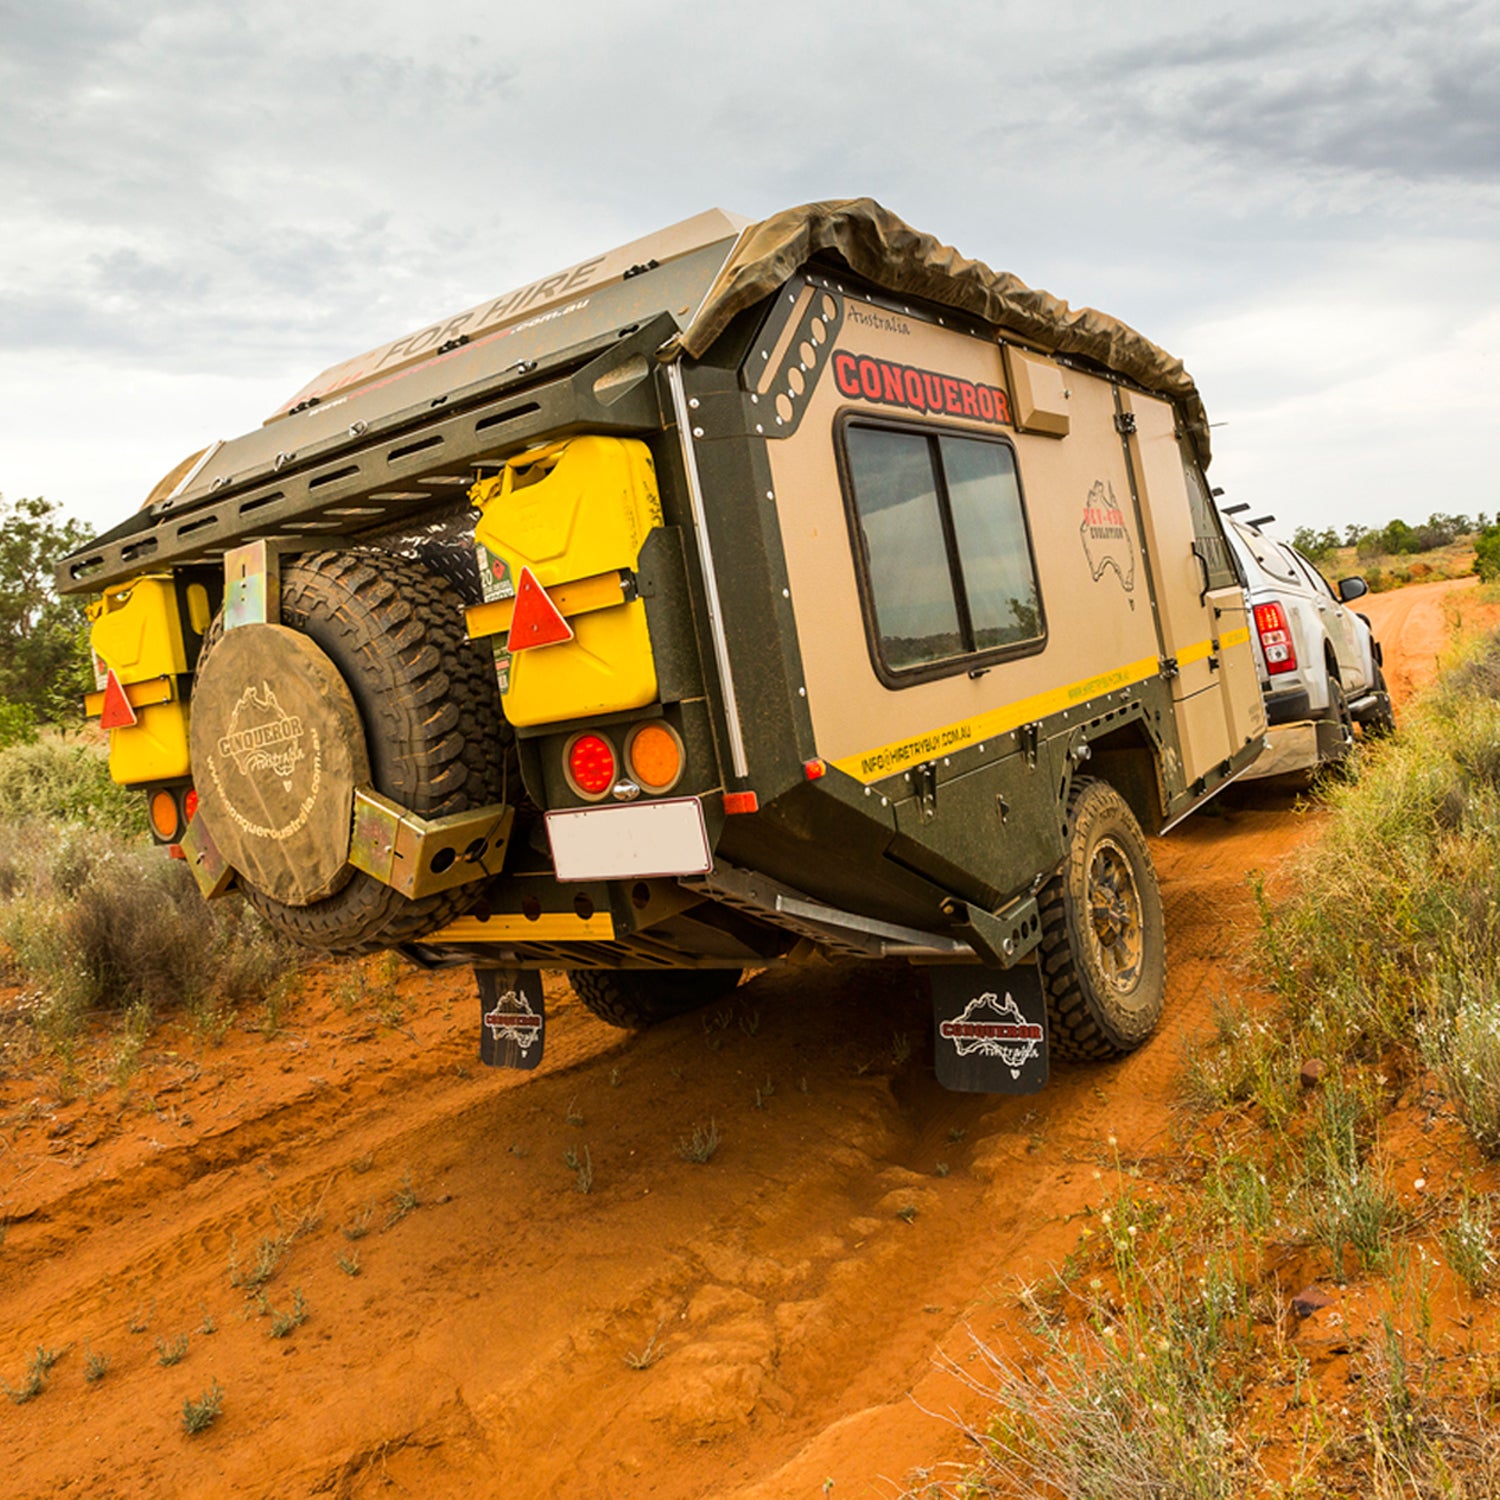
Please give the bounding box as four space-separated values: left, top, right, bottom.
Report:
62 200 1265 1093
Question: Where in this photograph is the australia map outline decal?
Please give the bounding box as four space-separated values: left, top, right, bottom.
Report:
1081 479 1137 609
938 991 1044 1079
483 985 543 1056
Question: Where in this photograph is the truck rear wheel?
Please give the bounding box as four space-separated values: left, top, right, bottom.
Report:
1036 778 1165 1061
196 548 509 954
567 968 742 1029
1360 664 1397 738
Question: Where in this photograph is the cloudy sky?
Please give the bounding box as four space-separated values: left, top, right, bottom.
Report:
2 0 1496 541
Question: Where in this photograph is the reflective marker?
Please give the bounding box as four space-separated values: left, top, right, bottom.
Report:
508 566 575 651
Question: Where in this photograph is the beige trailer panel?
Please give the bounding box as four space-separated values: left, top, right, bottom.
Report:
768 295 1163 782
1121 390 1264 780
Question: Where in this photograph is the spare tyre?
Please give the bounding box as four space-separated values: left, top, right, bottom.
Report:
192 548 509 954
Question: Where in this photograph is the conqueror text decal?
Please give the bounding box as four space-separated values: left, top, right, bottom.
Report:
218 683 306 790
833 352 1012 427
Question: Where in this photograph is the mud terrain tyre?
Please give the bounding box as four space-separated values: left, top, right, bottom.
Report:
203 549 509 954
567 969 742 1029
1037 777 1165 1061
1360 664 1397 739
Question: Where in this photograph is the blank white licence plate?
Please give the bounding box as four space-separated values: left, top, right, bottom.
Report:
545 798 713 882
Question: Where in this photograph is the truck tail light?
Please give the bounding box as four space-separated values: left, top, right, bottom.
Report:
1253 601 1298 675
565 733 617 798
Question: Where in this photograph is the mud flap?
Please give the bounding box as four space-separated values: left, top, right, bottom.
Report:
477 969 546 1070
929 965 1048 1094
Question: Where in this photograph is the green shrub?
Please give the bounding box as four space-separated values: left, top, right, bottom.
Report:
0 700 37 749
0 824 297 1037
0 738 142 835
1246 628 1500 1159
1474 523 1500 583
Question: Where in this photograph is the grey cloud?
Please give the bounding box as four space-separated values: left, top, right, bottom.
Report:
1088 3 1500 186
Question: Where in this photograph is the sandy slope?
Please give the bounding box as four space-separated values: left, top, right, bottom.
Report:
0 579 1486 1498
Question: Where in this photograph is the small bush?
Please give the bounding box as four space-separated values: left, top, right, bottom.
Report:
677 1120 721 1164
1423 980 1500 1157
1474 524 1500 582
155 1334 189 1367
267 1289 308 1338
0 824 298 1039
949 1262 1252 1498
1443 1193 1496 1296
0 700 38 749
0 739 142 834
181 1379 224 1435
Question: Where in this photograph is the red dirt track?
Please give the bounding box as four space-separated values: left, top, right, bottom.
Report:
0 578 1488 1497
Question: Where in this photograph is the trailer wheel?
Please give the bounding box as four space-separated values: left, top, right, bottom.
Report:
196 549 509 954
567 968 742 1029
1036 778 1165 1061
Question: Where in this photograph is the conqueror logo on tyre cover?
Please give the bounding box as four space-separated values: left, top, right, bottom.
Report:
930 967 1048 1094
218 683 306 791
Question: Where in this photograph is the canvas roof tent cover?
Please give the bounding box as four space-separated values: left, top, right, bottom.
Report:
681 197 1213 468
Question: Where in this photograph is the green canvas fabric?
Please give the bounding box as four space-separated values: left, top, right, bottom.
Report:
683 198 1212 468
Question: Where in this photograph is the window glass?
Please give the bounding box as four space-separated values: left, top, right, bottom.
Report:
939 436 1041 648
1290 549 1336 601
845 427 963 669
1180 456 1238 589
844 423 1043 678
1233 521 1301 586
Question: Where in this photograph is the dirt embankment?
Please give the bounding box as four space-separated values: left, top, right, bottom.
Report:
0 579 1486 1498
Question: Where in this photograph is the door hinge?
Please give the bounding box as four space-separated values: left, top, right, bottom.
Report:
1020 721 1042 767
1114 411 1137 436
914 760 938 822
1158 655 1180 680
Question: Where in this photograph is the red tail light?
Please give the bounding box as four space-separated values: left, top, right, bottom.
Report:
566 733 616 798
1253 601 1298 675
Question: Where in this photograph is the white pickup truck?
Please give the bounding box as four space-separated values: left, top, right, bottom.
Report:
1224 516 1395 778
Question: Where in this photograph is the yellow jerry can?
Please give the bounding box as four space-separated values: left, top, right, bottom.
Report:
86 574 206 785
469 436 662 727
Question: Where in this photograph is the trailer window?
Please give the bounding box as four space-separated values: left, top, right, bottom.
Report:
1181 457 1240 591
842 422 1043 679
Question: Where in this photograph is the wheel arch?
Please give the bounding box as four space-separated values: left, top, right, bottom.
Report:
1080 721 1167 836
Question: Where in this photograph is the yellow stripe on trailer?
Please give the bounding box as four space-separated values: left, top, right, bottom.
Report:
830 651 1167 784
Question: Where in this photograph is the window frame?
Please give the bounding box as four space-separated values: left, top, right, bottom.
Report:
834 412 1048 690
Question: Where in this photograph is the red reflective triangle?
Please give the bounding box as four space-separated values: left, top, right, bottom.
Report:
508 566 574 651
100 668 138 729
